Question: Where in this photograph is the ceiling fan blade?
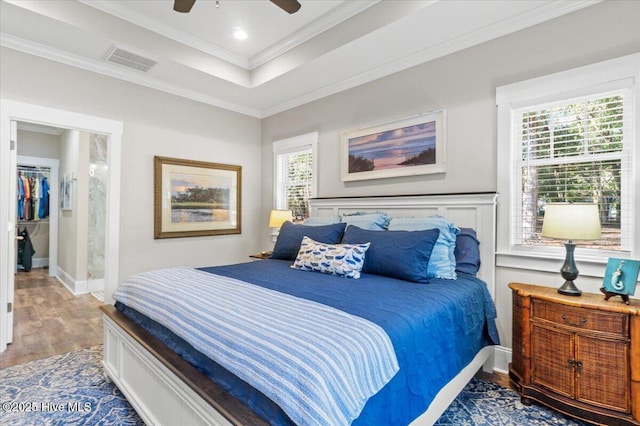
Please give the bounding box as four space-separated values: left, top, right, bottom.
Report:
270 0 301 14
174 0 197 13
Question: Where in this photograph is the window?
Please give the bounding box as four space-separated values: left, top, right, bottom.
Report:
497 54 639 270
518 91 630 251
273 132 318 221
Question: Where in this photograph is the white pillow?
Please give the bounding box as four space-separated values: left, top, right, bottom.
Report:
291 236 370 279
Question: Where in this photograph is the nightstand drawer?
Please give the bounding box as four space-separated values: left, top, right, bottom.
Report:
532 299 628 336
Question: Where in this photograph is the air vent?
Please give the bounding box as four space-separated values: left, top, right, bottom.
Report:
105 46 157 72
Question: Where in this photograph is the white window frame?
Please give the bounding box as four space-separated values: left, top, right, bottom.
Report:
272 131 318 216
496 54 640 276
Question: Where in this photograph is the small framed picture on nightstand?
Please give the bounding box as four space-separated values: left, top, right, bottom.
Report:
602 258 640 302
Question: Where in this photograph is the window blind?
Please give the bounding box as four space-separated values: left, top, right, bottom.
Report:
515 88 633 252
275 148 313 221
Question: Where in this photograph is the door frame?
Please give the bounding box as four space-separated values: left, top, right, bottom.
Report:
0 99 123 352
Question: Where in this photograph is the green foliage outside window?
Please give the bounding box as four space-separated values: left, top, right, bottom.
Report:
520 95 624 249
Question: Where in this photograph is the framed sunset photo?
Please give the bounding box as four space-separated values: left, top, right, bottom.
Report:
341 110 446 182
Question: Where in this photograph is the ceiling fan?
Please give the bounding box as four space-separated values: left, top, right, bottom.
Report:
174 0 301 14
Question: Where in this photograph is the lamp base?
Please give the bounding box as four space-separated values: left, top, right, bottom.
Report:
558 280 582 296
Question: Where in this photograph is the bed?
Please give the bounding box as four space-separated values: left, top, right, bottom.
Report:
101 193 499 426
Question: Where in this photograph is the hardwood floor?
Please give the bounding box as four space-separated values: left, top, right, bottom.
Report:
0 268 103 368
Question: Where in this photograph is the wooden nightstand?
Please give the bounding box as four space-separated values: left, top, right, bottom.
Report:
249 251 272 260
509 283 640 426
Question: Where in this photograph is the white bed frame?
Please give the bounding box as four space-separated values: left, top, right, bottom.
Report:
102 193 498 426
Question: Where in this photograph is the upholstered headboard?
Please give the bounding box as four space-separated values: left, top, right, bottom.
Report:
309 193 497 299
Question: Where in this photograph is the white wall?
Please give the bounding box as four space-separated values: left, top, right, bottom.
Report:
260 0 640 360
0 47 263 285
17 129 60 159
58 129 80 280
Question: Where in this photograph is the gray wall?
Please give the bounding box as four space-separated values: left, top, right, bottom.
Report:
1 47 263 284
260 1 640 357
17 129 60 159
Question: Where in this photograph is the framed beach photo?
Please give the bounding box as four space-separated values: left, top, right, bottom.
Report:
602 257 640 296
154 156 241 239
341 110 446 182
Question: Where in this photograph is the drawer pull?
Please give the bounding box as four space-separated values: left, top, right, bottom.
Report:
562 314 587 327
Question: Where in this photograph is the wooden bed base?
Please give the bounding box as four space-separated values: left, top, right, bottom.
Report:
102 193 498 425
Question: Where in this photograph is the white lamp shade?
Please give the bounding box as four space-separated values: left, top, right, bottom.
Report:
269 209 293 228
541 203 601 241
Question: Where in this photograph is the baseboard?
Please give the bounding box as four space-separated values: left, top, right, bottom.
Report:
31 257 49 268
492 345 512 375
88 278 105 293
16 257 48 270
56 267 88 295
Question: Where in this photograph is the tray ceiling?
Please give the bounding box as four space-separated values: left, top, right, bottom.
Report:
0 0 599 117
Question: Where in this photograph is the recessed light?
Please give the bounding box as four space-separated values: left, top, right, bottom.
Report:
233 28 248 40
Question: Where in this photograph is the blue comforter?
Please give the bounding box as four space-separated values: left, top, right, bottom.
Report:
117 259 499 425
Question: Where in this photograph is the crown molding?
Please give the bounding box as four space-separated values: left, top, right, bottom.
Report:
260 0 602 117
0 33 262 118
248 1 380 70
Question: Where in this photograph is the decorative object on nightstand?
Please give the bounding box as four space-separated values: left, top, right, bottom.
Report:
601 257 640 305
509 283 640 426
541 203 601 296
249 251 272 260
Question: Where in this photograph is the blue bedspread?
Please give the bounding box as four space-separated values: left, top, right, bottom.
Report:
117 259 499 425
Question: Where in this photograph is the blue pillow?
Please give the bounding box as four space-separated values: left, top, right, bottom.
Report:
341 212 390 230
271 221 347 260
455 228 481 275
388 216 460 279
292 236 370 279
341 225 440 283
303 216 342 226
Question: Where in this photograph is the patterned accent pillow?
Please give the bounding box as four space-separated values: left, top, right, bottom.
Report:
292 236 370 279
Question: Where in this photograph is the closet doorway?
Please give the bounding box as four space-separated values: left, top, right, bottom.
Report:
16 126 108 300
16 154 59 277
0 99 123 352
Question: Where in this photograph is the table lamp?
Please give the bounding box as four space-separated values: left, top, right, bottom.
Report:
269 209 293 230
541 203 601 296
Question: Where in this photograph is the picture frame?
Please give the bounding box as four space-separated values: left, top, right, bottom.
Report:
154 156 241 239
341 110 446 182
60 173 73 211
602 257 640 298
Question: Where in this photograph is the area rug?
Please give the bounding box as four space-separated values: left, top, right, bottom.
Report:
0 346 141 425
434 376 588 426
1 345 588 425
